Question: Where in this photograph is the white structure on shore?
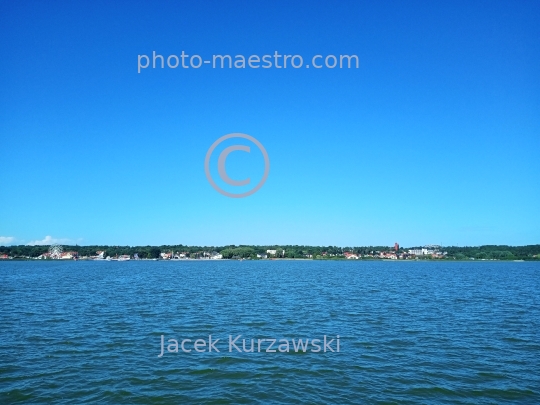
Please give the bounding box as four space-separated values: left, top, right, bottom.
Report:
266 249 285 256
48 244 63 259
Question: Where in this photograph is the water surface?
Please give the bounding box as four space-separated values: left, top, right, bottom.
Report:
1 260 539 404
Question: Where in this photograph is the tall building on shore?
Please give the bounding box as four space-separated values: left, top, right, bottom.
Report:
394 243 399 252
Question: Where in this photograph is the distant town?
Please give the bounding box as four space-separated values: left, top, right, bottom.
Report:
1 243 539 261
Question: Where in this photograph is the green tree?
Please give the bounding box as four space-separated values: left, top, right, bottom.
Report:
149 247 161 259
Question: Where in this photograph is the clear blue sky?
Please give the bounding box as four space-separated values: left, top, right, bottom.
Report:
1 0 538 247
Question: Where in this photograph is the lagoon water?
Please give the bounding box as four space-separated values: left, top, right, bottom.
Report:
1 260 539 404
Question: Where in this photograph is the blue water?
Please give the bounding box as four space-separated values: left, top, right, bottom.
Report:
1 260 539 404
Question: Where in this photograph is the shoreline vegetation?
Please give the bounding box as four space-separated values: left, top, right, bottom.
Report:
1 244 539 261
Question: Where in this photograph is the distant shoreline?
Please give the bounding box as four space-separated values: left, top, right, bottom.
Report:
1 244 539 261
0 258 535 263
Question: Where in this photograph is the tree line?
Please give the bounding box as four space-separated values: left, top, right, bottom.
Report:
1 244 539 260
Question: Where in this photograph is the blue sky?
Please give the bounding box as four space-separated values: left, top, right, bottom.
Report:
1 0 539 247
